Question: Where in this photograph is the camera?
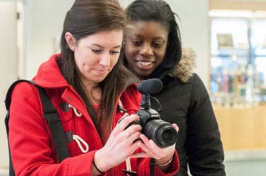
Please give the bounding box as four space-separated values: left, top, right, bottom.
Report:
134 78 178 148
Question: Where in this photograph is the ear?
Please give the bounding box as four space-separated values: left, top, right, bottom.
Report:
65 32 76 51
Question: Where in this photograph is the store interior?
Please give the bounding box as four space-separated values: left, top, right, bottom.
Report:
209 2 266 175
1 0 266 175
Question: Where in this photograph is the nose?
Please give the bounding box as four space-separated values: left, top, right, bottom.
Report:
140 43 153 56
99 53 111 67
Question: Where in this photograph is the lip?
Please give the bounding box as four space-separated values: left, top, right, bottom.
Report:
94 69 108 75
135 60 155 70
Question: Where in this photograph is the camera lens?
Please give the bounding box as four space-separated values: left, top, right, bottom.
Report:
143 119 178 148
156 125 178 147
162 129 174 143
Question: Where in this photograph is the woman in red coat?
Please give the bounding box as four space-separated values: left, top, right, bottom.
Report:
8 0 179 175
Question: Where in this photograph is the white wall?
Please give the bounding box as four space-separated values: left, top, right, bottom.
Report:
167 0 209 87
0 0 18 170
24 0 74 79
212 0 266 1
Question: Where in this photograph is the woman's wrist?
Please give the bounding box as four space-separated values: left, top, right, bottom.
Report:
93 150 109 175
156 156 173 167
93 158 104 174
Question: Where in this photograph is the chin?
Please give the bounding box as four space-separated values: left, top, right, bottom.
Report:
136 71 152 78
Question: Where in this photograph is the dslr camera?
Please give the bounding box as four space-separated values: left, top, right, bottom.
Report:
133 78 178 148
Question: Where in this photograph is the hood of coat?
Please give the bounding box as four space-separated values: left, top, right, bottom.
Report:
33 53 69 88
169 48 196 83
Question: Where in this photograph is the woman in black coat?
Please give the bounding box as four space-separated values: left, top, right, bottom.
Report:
123 0 226 175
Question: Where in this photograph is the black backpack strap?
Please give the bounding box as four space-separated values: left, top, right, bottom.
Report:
36 86 70 162
4 80 35 176
5 79 34 133
4 80 69 175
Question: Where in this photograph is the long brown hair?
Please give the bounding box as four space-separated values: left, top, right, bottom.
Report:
59 0 137 134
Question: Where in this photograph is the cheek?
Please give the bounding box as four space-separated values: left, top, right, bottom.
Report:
155 48 167 63
74 55 84 66
125 46 138 61
74 53 93 72
157 53 165 63
74 55 82 70
110 57 119 68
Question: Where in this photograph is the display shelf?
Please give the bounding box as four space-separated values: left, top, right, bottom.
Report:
209 11 266 107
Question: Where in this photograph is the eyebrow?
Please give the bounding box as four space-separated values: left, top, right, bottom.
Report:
91 44 122 49
132 33 166 40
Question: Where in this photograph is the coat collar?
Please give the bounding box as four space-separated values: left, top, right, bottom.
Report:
169 48 196 83
33 53 69 88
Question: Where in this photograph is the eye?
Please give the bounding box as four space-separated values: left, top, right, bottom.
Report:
91 49 102 54
153 42 163 49
133 40 142 47
110 50 120 55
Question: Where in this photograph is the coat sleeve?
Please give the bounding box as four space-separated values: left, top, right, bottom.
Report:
185 74 226 176
8 82 96 176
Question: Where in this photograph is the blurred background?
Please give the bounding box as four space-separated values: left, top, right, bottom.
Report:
1 0 266 175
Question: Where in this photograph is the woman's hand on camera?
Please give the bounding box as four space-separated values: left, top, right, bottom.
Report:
93 113 143 172
131 123 179 168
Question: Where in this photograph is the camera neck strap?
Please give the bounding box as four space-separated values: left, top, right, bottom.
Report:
150 158 155 176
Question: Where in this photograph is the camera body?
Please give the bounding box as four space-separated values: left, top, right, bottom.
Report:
134 95 178 148
132 79 178 148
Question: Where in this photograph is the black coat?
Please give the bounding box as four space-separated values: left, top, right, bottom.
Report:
150 49 226 176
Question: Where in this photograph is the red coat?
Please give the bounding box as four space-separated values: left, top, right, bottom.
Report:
9 54 179 176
